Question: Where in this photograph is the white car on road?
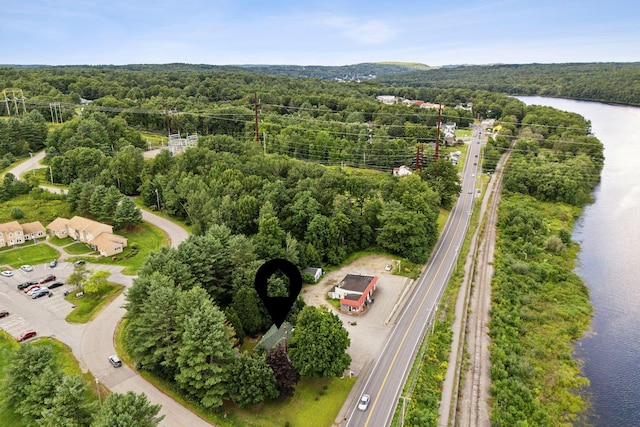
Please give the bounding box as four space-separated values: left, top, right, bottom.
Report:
358 394 371 411
1 270 13 277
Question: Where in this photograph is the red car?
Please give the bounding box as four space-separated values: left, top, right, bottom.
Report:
16 330 37 342
23 284 40 294
39 275 56 284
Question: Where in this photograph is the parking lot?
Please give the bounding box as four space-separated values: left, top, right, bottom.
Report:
301 254 413 376
0 261 128 346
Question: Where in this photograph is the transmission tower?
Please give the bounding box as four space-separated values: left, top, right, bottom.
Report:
2 89 27 117
49 102 63 124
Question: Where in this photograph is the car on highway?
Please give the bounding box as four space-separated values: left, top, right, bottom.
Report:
48 281 64 289
0 310 9 318
23 284 40 293
18 281 37 290
109 355 122 367
32 288 50 299
1 270 13 277
358 394 371 411
39 274 56 284
49 260 57 268
20 265 34 272
16 330 37 342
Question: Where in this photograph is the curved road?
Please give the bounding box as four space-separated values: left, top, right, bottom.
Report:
346 129 483 426
7 152 209 426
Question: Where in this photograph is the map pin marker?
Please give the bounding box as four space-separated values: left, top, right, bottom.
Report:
254 259 302 329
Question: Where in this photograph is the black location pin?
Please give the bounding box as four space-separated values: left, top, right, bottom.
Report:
254 259 302 329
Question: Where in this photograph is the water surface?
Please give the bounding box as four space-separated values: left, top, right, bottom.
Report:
517 96 640 426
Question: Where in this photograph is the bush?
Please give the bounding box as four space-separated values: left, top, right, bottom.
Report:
10 206 24 219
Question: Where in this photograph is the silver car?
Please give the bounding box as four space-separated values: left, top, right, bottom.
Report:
358 394 371 411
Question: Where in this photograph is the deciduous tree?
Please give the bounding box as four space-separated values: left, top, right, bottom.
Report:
287 306 351 377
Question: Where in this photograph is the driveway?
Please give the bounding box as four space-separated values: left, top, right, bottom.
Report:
301 254 413 376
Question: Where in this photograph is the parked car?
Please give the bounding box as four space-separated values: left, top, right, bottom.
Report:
1 270 13 277
18 281 37 290
20 265 34 272
39 274 56 284
23 284 40 293
74 260 86 266
48 281 64 289
0 310 9 318
385 264 393 271
49 260 57 268
27 287 44 296
16 330 36 342
358 394 371 411
108 355 122 368
32 288 50 299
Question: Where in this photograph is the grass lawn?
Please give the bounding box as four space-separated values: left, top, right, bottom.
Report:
65 282 124 323
48 235 69 246
228 376 356 427
63 242 96 255
82 222 168 275
0 243 60 269
0 195 72 224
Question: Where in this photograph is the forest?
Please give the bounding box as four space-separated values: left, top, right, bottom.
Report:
379 62 640 106
0 64 605 424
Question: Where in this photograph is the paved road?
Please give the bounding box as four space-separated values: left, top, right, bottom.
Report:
345 133 483 426
1 150 46 179
4 153 206 426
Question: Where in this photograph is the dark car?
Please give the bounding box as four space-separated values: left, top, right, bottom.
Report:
17 281 37 290
0 310 9 318
39 274 56 284
32 288 50 299
49 260 57 268
74 260 86 266
16 330 36 342
48 281 64 289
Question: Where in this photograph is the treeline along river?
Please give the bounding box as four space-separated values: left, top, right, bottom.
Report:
518 97 640 426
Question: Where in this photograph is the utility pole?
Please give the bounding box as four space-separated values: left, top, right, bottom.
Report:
254 92 259 143
415 144 424 172
435 104 442 162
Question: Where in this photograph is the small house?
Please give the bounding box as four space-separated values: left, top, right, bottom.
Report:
328 274 378 314
302 267 323 283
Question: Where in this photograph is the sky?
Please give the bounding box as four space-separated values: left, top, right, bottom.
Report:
5 0 640 67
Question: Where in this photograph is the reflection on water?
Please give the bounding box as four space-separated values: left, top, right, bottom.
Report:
517 97 640 426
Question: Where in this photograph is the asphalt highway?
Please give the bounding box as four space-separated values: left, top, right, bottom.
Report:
346 130 483 426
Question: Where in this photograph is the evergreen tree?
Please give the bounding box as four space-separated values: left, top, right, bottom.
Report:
91 391 164 427
175 287 236 409
113 197 142 230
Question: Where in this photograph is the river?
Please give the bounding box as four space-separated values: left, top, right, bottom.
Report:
517 97 640 426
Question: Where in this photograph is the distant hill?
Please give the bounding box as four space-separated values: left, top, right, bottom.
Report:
237 62 431 81
378 62 640 106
